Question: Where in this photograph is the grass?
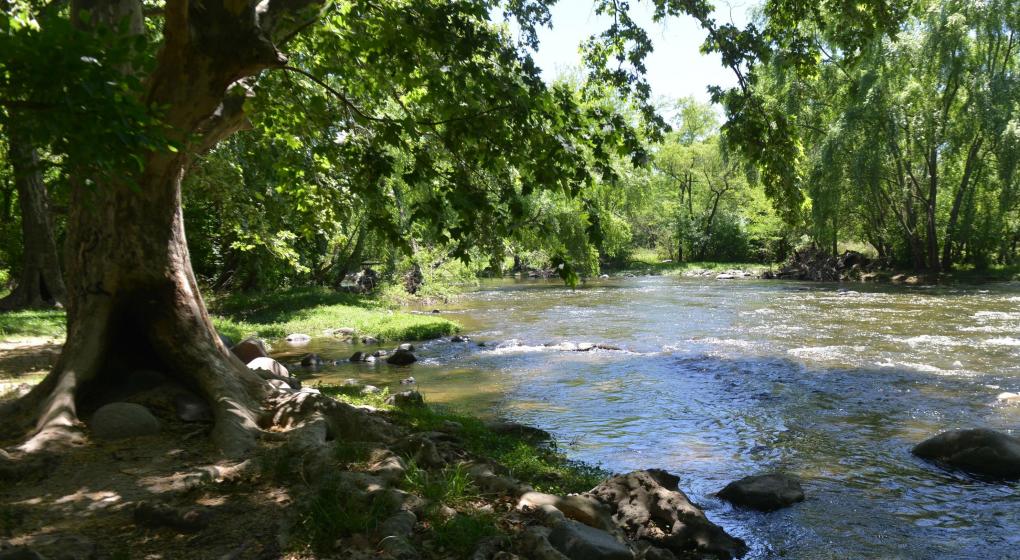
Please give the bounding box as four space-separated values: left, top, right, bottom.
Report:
209 287 458 342
403 461 477 507
0 309 66 340
0 287 458 343
320 383 609 495
431 514 501 557
294 474 398 553
610 249 772 277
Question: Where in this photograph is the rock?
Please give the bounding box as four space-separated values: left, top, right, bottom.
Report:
518 492 614 531
547 520 632 560
300 353 324 367
718 473 805 511
451 335 470 343
996 392 1020 405
368 452 407 483
350 351 370 362
230 338 268 363
247 357 290 378
217 332 234 348
386 350 417 366
373 349 389 358
266 379 294 392
586 469 746 559
27 533 98 560
334 327 356 336
90 403 160 441
912 428 1020 479
386 390 425 408
486 421 551 442
361 336 379 345
251 367 301 390
400 376 416 385
133 501 211 533
363 385 381 394
518 526 571 560
377 510 416 539
342 378 362 388
431 309 441 314
173 392 211 422
715 273 737 280
285 333 311 344
397 343 415 352
599 274 610 279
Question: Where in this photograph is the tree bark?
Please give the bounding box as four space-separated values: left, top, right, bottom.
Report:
941 135 983 271
0 128 67 310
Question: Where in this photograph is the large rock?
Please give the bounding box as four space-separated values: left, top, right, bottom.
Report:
386 390 425 408
585 469 746 559
912 428 1020 479
300 353 324 367
718 473 805 511
231 338 268 363
285 333 311 344
547 520 632 560
386 349 417 366
90 403 160 440
247 357 290 378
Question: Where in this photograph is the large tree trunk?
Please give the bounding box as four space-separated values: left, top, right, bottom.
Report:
1 0 325 457
0 128 67 310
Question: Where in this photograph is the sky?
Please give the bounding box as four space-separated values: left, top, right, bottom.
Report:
521 0 755 106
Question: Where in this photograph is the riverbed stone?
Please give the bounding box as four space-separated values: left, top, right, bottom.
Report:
718 473 805 511
231 338 268 363
300 353 324 367
451 335 470 343
387 349 417 366
361 336 379 345
586 469 746 559
90 403 160 440
547 520 632 560
912 428 1020 480
397 343 415 352
285 333 311 344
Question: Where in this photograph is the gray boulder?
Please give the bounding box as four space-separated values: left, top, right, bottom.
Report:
397 343 415 352
300 353 324 367
247 357 290 378
285 333 311 344
387 349 417 366
718 473 805 511
912 428 1020 479
386 390 425 408
90 403 160 440
548 520 631 560
586 469 746 559
361 336 379 345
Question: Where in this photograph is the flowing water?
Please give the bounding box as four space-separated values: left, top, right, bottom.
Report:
273 277 1020 559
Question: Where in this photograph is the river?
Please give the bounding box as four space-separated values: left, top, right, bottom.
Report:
274 277 1020 559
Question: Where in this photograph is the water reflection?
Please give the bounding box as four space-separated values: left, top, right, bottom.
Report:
272 277 1020 559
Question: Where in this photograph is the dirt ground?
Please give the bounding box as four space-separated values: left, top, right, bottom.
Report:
0 337 62 393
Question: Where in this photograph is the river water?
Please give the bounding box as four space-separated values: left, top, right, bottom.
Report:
273 277 1020 559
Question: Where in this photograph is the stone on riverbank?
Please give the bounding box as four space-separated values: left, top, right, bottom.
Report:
912 428 1020 480
91 403 160 440
718 473 805 511
586 469 747 559
386 390 425 408
247 357 290 378
300 353 324 367
547 520 632 560
230 337 268 363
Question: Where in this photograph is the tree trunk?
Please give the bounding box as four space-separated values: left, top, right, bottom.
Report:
0 128 67 310
941 135 983 271
925 148 941 273
1 0 310 456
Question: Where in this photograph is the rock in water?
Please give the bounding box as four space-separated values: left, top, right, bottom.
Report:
548 520 632 560
586 469 746 559
91 403 160 440
231 338 268 363
361 336 379 345
912 428 1020 480
397 343 415 352
718 473 805 511
300 353 324 367
387 349 417 366
451 335 470 343
285 333 311 343
247 357 290 378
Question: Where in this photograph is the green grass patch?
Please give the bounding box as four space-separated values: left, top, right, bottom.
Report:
431 514 501 557
293 474 397 554
210 287 458 342
608 253 772 277
0 309 66 340
394 405 609 495
403 461 477 507
317 384 392 409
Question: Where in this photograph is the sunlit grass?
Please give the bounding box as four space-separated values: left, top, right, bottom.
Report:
0 309 66 341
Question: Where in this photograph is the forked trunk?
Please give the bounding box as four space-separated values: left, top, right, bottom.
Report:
0 128 67 310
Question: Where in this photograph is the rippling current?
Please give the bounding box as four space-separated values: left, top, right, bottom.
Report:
274 277 1020 559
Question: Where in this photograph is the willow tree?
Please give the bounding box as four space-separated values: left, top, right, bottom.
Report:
0 0 909 457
